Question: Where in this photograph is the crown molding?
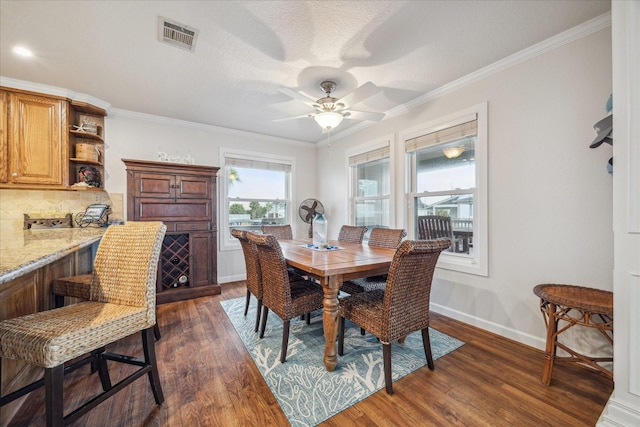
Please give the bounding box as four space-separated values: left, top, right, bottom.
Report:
0 75 310 148
0 76 112 113
111 108 312 148
323 11 612 145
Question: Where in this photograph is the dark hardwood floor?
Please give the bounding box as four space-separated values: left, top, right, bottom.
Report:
6 281 613 426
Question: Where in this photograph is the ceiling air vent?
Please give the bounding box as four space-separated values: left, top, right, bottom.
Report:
159 17 199 51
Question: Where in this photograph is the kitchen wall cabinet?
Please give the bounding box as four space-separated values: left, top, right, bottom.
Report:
0 91 7 183
123 159 220 303
0 89 68 188
0 87 106 191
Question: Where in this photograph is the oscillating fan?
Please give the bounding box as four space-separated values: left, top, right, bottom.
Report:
298 198 324 238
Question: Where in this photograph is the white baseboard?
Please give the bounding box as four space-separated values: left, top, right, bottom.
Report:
597 396 640 427
430 302 545 351
219 274 246 284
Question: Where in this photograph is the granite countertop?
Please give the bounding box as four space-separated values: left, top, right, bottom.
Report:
0 227 106 285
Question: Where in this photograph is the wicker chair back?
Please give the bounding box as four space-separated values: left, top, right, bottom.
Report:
337 225 368 243
368 228 407 249
232 229 263 299
261 224 293 240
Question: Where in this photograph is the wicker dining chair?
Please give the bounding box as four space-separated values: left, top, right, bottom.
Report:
0 221 166 427
246 232 324 363
261 223 309 281
261 224 293 239
231 229 264 332
340 227 407 295
337 225 368 244
338 238 451 394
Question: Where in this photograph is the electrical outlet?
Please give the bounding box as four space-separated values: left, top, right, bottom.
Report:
93 193 101 203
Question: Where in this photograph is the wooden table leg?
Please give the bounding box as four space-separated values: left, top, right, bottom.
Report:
541 302 558 386
321 274 342 371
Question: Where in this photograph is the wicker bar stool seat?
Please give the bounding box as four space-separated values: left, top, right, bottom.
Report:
53 274 162 341
53 273 92 301
0 221 167 427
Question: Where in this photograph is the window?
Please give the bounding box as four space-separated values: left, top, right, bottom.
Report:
220 149 293 250
404 103 488 276
348 141 391 240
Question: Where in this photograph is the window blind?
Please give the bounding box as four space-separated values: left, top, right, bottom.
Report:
225 157 291 172
348 145 390 166
405 119 477 153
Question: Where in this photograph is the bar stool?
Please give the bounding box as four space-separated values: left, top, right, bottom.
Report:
0 221 167 426
54 274 162 340
533 283 613 386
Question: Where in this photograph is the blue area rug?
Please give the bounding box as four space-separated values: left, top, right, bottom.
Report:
220 296 464 426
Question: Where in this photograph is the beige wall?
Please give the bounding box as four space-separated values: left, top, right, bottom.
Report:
103 112 317 282
317 28 613 353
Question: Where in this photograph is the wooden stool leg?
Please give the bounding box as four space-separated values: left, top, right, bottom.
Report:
45 365 64 427
143 327 164 405
541 302 558 386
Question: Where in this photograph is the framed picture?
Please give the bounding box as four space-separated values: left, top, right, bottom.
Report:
81 204 109 222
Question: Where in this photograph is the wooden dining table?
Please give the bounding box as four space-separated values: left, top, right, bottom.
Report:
278 239 396 371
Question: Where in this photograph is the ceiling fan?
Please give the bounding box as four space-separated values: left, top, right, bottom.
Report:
276 81 385 130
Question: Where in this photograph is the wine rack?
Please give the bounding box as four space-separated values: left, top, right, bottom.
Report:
160 234 190 291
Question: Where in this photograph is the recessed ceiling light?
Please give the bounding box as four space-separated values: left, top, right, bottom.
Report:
13 46 33 57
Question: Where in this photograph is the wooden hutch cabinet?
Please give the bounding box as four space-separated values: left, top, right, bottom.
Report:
123 159 220 303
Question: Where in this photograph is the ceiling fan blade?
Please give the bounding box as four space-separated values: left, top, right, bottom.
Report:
272 113 313 122
278 87 318 106
345 110 385 122
337 82 379 108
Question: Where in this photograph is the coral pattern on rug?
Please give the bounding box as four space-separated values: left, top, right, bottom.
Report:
221 297 464 426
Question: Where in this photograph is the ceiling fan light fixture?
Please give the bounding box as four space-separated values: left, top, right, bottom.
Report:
442 147 465 159
314 111 343 130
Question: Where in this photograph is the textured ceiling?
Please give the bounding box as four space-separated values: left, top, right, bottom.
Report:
0 1 610 143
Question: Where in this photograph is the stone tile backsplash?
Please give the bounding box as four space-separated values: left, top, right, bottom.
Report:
0 189 124 231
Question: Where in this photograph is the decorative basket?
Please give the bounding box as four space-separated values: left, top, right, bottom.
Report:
76 143 99 162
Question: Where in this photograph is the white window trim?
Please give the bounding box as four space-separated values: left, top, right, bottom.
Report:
219 147 295 251
401 102 488 276
345 135 395 227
